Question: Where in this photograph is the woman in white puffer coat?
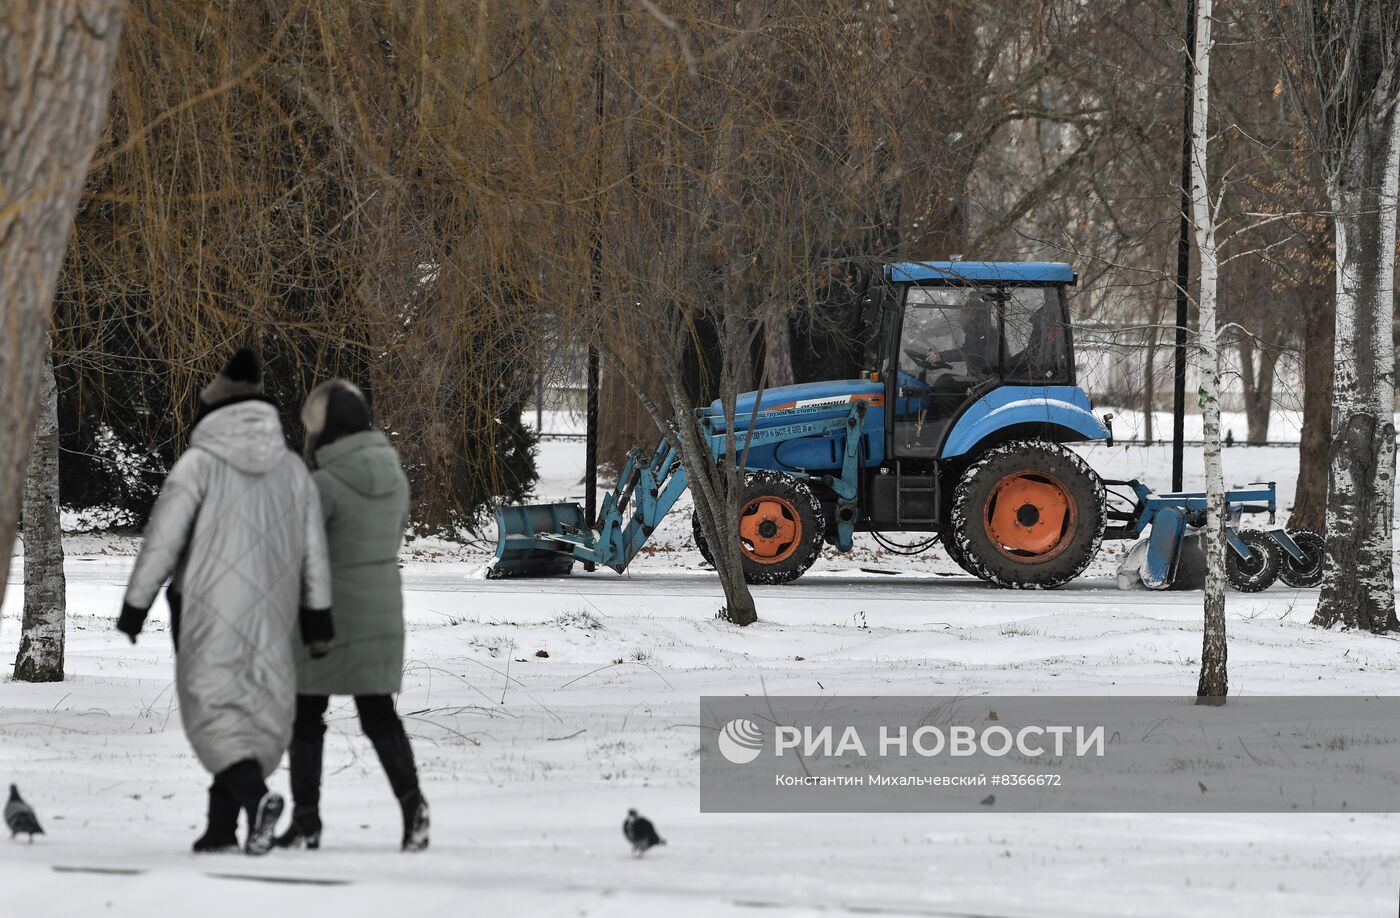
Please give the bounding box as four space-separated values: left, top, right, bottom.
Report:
118 348 333 856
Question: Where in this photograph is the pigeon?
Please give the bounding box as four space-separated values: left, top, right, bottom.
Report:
6 785 44 842
622 808 664 857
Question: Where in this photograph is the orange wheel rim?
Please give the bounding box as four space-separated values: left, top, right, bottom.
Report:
983 471 1076 561
738 495 801 564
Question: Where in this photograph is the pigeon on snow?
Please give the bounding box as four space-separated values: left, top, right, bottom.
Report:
6 785 44 842
623 808 664 856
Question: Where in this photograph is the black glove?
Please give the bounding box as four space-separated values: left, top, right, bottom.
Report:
116 603 147 645
300 606 334 656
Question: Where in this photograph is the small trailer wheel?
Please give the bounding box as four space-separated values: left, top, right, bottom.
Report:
1278 529 1326 588
1226 530 1281 592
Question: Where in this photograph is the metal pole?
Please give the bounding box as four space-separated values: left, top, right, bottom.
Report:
585 347 599 530
582 9 605 569
1171 0 1197 493
536 364 544 433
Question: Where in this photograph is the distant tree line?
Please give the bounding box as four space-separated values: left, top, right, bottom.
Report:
40 0 1388 550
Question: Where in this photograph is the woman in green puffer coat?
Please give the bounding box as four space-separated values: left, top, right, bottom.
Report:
275 379 429 852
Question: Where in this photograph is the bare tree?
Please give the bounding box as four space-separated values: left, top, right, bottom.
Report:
14 351 66 683
589 4 865 625
1225 256 1288 445
1280 0 1400 632
1289 282 1334 532
0 2 126 609
1189 0 1228 701
1235 336 1278 445
56 2 543 532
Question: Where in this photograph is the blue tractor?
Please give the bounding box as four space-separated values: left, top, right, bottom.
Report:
492 261 1317 590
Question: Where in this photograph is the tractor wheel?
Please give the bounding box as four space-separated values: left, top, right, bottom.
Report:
1278 529 1325 588
1226 529 1281 592
941 532 980 577
691 471 825 585
950 441 1105 589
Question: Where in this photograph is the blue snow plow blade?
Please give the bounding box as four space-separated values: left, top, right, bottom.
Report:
490 502 594 578
488 433 691 579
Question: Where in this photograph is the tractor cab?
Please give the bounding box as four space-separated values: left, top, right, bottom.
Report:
869 261 1077 459
712 260 1105 494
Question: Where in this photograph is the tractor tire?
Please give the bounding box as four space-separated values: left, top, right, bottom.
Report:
949 441 1105 589
1226 529 1281 592
1278 529 1325 588
691 472 825 585
941 532 980 577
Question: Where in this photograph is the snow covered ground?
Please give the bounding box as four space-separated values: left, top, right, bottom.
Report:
3 431 1400 917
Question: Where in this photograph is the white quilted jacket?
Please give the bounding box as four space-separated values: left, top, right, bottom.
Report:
123 400 331 776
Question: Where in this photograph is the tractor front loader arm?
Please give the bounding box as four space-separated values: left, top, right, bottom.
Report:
490 402 868 578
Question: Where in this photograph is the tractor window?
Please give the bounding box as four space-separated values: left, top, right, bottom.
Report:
1002 287 1071 384
899 288 998 382
893 287 999 456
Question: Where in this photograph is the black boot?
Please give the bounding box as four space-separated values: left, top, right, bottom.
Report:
275 805 322 849
213 759 281 857
192 784 240 853
367 727 420 800
277 725 326 849
245 790 285 857
399 789 430 852
358 696 427 852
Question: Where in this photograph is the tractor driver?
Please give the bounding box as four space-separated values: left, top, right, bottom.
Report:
894 290 999 450
920 294 997 377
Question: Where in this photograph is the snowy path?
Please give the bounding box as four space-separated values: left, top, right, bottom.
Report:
5 438 1400 916
4 551 1400 917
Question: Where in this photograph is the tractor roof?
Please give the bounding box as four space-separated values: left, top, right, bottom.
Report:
884 261 1075 285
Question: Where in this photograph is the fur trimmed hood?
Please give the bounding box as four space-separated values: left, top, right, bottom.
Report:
301 378 371 465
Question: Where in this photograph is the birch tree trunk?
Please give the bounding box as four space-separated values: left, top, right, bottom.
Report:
1302 0 1400 633
0 2 127 609
14 353 65 683
1189 0 1228 701
1312 117 1400 632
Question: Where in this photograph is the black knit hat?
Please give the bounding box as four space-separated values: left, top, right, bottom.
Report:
199 347 264 406
224 348 262 384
